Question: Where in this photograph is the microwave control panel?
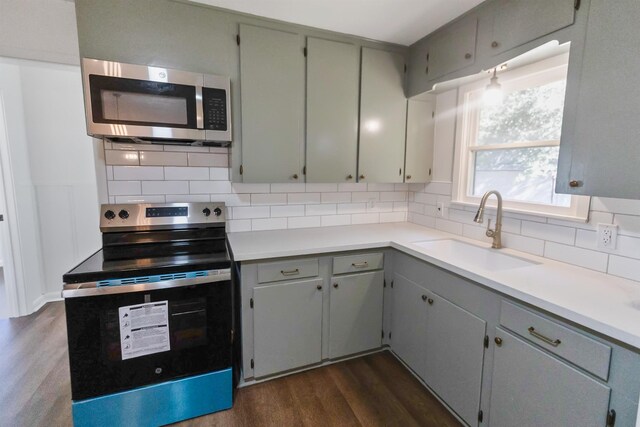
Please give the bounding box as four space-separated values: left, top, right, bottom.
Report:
203 87 228 131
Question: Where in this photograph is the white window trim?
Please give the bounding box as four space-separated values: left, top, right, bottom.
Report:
451 53 591 222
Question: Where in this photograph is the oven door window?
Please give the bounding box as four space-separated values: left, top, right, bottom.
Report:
89 75 197 128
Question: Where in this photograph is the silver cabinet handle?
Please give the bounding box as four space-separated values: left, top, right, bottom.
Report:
280 269 300 276
528 327 562 347
351 262 369 268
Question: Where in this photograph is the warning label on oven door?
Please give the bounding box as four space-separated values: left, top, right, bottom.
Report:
119 301 171 360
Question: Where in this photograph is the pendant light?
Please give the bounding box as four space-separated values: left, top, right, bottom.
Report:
484 68 503 106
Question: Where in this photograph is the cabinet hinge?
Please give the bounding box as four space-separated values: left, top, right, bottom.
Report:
250 358 254 369
236 34 240 46
390 280 394 288
381 329 384 338
240 164 244 175
303 47 307 57
478 410 484 423
606 409 616 427
303 165 307 175
250 298 253 309
574 0 581 10
484 335 489 348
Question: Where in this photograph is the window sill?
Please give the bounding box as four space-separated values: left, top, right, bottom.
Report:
449 200 590 223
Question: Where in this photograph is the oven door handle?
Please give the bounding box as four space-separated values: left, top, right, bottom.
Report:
61 269 230 298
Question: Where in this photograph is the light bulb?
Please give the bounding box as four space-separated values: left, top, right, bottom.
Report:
484 69 503 106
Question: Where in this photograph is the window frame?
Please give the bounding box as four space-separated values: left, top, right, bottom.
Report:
452 53 591 222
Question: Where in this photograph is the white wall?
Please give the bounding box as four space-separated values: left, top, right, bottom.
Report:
408 89 640 283
0 0 80 65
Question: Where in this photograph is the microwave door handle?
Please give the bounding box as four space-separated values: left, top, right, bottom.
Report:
195 86 204 129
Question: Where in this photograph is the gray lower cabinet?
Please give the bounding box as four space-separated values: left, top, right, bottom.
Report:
423 293 486 427
358 47 407 183
329 271 384 358
404 98 435 184
489 327 612 427
306 37 359 183
390 273 427 376
252 278 323 377
239 24 305 183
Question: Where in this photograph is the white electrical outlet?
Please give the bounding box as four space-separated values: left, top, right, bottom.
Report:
597 223 618 250
436 202 445 218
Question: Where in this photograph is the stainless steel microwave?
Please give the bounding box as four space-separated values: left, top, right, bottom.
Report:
82 58 231 146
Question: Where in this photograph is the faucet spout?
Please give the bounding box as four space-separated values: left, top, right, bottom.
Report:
474 190 503 249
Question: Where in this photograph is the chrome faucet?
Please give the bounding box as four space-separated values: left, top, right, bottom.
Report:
473 190 503 249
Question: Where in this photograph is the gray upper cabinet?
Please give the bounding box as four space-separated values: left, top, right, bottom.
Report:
306 38 360 183
557 0 640 198
426 15 478 81
404 98 435 183
423 293 486 427
483 0 576 57
490 327 611 427
239 24 305 183
358 47 407 183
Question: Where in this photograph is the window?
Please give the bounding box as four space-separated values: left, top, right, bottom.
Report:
452 53 590 220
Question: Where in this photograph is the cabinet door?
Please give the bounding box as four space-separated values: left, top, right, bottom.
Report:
239 24 304 182
358 48 407 183
557 0 640 198
404 98 435 183
423 294 486 427
253 278 323 377
390 273 427 375
306 38 359 183
487 0 575 56
329 271 384 358
490 327 611 427
427 15 477 80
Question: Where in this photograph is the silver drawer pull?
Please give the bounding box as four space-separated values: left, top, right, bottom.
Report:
280 269 300 276
528 326 562 347
351 262 369 268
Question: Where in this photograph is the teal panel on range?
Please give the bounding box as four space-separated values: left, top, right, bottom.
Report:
72 368 232 427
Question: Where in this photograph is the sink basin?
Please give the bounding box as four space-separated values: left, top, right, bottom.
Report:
411 239 540 271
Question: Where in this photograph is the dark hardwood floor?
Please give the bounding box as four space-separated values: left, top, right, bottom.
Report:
0 302 461 427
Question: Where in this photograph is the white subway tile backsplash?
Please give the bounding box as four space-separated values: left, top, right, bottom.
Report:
210 168 229 181
289 193 321 204
548 211 613 230
271 183 305 193
338 183 367 192
252 217 287 231
251 193 287 205
380 212 406 223
592 197 640 215
164 167 209 180
500 232 545 256
608 256 640 282
414 192 438 205
233 206 270 219
367 202 393 213
140 151 187 166
615 214 640 238
306 204 336 216
352 192 379 202
106 150 140 166
321 215 351 227
321 192 351 204
227 219 251 232
166 194 210 203
106 166 114 180
271 205 305 217
435 218 463 235
108 181 141 196
305 183 337 193
521 221 576 245
351 213 380 224
163 145 209 153
544 242 609 272
190 181 232 194
408 202 425 214
232 183 270 194
408 212 436 228
111 142 162 151
367 183 395 191
393 202 409 212
187 153 228 167
113 166 164 181
337 203 367 215
142 181 189 195
380 192 407 202
115 195 165 203
288 216 321 229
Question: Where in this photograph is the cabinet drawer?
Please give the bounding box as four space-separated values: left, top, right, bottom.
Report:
333 252 384 275
500 301 611 381
257 258 319 284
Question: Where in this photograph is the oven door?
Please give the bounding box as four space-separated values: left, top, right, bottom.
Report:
82 58 205 141
64 279 232 400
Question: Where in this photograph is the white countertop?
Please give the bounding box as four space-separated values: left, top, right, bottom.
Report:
228 222 640 350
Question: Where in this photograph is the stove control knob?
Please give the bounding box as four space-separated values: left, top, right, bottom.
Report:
118 209 130 220
104 210 116 220
202 207 211 217
213 207 222 217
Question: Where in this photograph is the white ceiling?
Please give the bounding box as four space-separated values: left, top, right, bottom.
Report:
189 0 486 46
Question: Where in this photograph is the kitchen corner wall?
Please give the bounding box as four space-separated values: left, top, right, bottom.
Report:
101 142 408 232
408 89 640 283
